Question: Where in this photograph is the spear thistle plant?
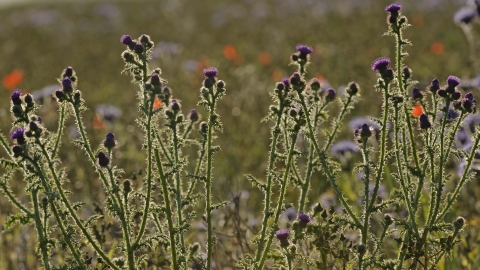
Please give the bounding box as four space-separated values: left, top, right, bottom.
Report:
0 3 477 270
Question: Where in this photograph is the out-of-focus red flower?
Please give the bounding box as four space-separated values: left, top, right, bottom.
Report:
3 70 24 90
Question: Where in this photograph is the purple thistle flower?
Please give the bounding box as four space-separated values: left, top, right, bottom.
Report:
62 77 72 92
354 123 373 139
103 132 116 149
120 35 133 46
454 8 477 24
447 76 461 88
11 90 22 105
289 72 301 86
385 3 402 13
170 99 181 112
419 114 431 129
275 229 290 246
465 92 474 101
330 140 359 157
297 212 312 227
97 152 110 167
10 128 26 144
371 57 390 72
296 44 313 55
203 67 218 78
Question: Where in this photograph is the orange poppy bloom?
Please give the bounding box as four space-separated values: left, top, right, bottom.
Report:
223 44 237 60
258 52 271 66
412 104 423 117
153 96 162 109
93 115 105 131
3 70 24 90
430 42 444 55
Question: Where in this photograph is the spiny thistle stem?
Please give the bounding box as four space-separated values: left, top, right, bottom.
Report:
31 189 51 270
205 95 217 270
172 120 186 252
51 104 66 159
254 107 284 262
154 148 179 270
257 126 299 270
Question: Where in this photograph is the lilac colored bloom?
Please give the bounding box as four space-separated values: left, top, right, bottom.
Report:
275 229 290 241
296 44 313 55
10 128 25 140
297 212 312 226
447 76 461 88
371 57 390 72
385 3 402 13
120 35 133 45
454 8 477 24
203 67 218 78
419 114 431 129
330 140 359 156
11 90 22 105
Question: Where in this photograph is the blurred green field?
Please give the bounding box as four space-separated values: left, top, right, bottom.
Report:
1 0 480 268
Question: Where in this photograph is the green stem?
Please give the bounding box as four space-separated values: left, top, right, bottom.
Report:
206 96 217 270
134 55 154 247
298 93 362 229
154 149 179 270
254 108 284 262
31 189 51 270
185 138 206 200
52 104 66 159
172 121 186 253
155 131 173 163
256 128 299 270
361 140 370 246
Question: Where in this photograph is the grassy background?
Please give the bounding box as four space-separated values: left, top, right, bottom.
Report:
1 0 480 268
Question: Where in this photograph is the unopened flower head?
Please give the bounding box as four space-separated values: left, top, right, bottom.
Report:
281 77 291 90
62 77 73 92
120 35 133 46
97 152 110 167
325 88 337 102
203 67 218 78
412 88 423 100
419 114 431 129
103 132 116 149
429 78 440 93
188 109 200 122
297 212 312 227
151 73 161 86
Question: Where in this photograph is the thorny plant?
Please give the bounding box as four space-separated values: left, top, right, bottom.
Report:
0 3 478 270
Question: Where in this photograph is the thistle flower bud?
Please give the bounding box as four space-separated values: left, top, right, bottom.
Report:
188 109 199 122
199 121 208 134
437 89 448 98
12 145 22 157
29 121 39 132
289 72 301 86
62 77 73 92
419 114 431 129
64 66 74 77
204 77 214 88
296 44 313 60
276 82 285 91
41 196 48 207
97 152 109 167
288 108 298 117
454 216 465 230
281 77 291 90
313 203 323 214
402 66 412 80
357 243 366 254
134 42 144 55
412 88 423 100
120 35 133 46
325 88 337 102
354 123 372 140
122 51 134 62
310 78 321 91
451 91 462 101
347 81 359 96
290 53 299 62
151 73 161 86
123 180 131 193
429 78 440 93
139 34 151 44
216 80 225 88
385 214 393 226
55 90 65 101
24 94 34 106
103 132 116 149
170 99 181 112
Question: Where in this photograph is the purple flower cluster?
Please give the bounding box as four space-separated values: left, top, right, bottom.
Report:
275 229 290 247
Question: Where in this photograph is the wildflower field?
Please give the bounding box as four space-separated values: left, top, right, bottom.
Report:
1 0 480 269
